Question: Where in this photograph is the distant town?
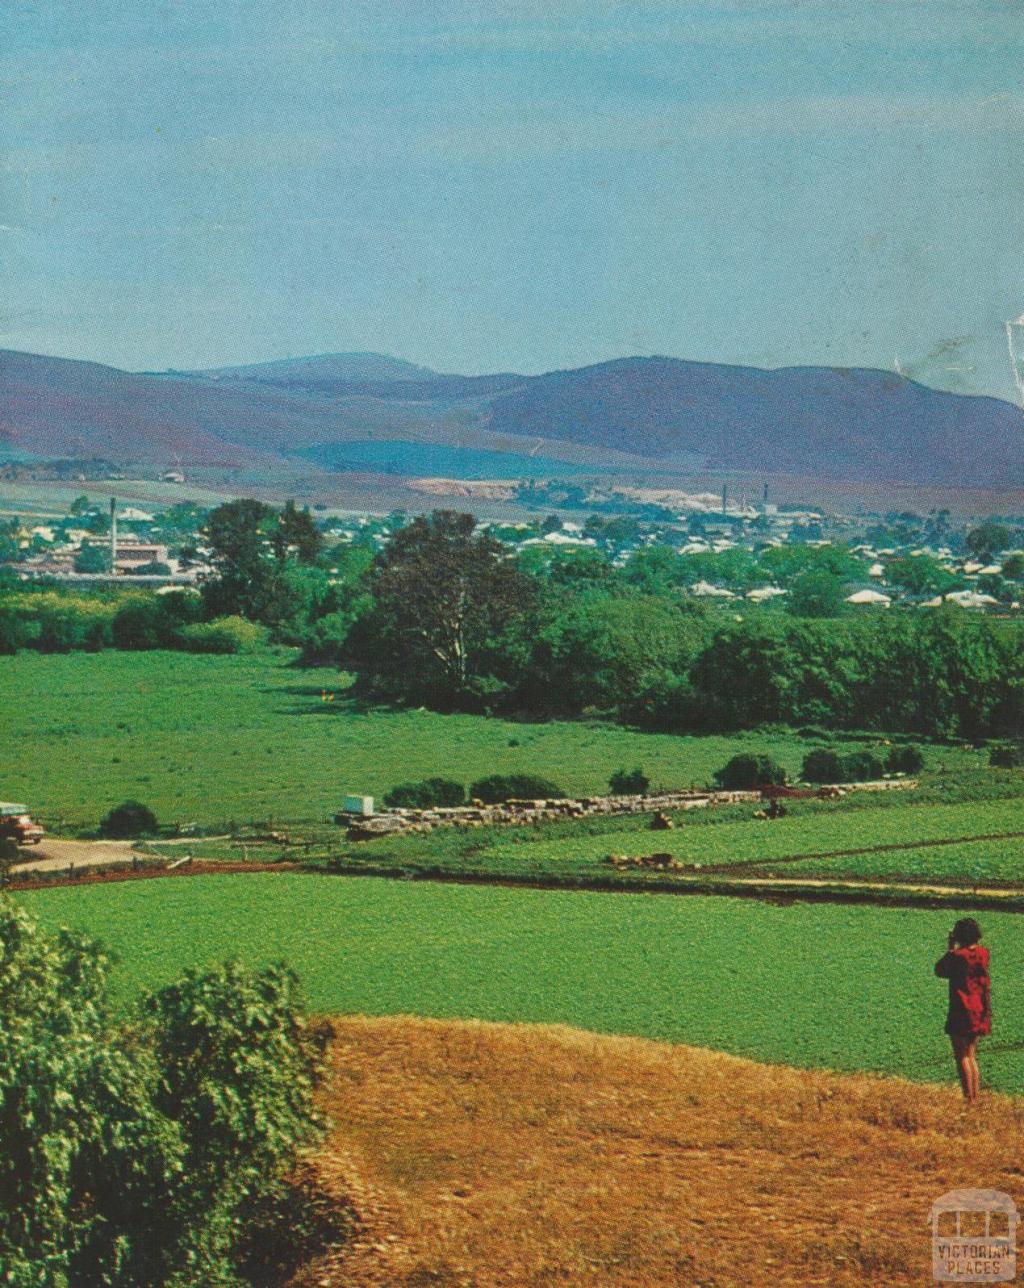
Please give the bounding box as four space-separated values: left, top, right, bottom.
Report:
3 479 1022 612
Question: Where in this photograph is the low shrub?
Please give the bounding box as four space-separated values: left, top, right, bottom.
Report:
801 748 844 783
609 767 650 795
886 744 925 774
469 773 566 803
383 778 466 809
840 750 886 782
99 799 158 838
179 615 267 654
713 754 787 790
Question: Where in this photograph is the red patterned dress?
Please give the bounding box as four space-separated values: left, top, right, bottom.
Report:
935 944 992 1037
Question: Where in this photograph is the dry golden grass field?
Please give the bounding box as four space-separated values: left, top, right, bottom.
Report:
291 1017 1024 1287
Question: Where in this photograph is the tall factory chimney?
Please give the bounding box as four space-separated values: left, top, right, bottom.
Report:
109 497 117 572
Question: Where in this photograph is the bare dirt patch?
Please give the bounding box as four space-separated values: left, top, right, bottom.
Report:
294 1017 1024 1287
12 837 143 873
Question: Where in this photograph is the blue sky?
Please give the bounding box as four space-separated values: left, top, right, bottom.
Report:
2 0 1023 398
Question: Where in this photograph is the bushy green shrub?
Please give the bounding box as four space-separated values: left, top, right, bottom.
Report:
383 778 466 809
99 799 158 838
609 766 650 795
28 592 117 653
839 749 887 782
112 597 166 650
801 748 844 783
713 754 787 790
0 602 40 654
0 904 327 1286
179 615 267 654
886 743 925 774
469 773 566 803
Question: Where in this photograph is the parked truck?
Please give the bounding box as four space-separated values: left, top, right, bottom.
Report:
0 803 45 845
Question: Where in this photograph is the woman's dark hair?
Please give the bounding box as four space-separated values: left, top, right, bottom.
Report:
953 918 982 947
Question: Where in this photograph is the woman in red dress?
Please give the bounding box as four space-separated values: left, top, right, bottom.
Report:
935 917 991 1102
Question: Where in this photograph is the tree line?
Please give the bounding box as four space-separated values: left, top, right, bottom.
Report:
341 511 1024 740
5 504 1024 740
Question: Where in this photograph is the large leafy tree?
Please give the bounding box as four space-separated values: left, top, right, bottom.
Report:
202 498 279 621
202 498 323 625
347 510 536 708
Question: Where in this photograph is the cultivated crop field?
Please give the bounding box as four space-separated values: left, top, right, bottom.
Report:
761 835 1024 886
291 793 1024 894
0 649 923 831
475 797 1024 872
17 874 1024 1093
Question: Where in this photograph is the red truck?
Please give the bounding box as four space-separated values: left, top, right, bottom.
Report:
0 803 45 846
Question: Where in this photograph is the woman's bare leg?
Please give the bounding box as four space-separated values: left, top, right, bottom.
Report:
966 1041 981 1101
951 1035 976 1101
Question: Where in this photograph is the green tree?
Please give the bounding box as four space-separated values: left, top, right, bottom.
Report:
469 773 565 803
271 500 323 566
786 570 847 618
99 799 158 837
523 590 707 718
383 778 466 808
201 498 286 624
609 767 650 795
516 544 614 587
965 523 1010 560
886 555 958 596
0 905 182 1286
347 511 536 709
690 618 799 728
1000 553 1024 581
74 544 111 573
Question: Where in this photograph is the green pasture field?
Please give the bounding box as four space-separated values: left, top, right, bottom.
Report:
0 649 921 832
16 873 1024 1093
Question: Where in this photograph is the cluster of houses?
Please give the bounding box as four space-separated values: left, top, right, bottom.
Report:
4 504 208 585
3 490 1021 612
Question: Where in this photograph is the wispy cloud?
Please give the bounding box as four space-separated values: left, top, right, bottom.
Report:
4 89 1019 184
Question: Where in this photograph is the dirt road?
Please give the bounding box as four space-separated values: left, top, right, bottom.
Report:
13 837 145 875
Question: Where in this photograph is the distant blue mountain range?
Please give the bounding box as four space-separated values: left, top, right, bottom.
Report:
2 347 1023 487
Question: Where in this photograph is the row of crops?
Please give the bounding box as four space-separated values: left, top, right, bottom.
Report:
472 798 1024 875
